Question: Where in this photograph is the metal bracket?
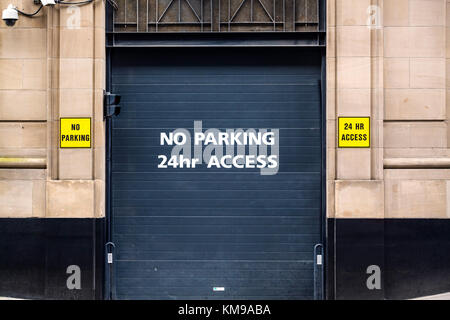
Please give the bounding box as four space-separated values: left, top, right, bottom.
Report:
105 241 116 263
314 243 324 300
105 241 116 300
104 91 121 119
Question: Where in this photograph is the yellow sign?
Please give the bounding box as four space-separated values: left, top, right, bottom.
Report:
338 117 370 148
60 118 91 148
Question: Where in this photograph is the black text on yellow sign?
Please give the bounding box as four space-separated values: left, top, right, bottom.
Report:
338 117 370 148
60 118 91 148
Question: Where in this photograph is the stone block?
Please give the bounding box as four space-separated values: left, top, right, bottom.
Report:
335 180 384 218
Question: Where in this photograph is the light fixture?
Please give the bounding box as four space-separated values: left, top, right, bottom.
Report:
40 0 56 6
1 4 18 26
2 0 118 26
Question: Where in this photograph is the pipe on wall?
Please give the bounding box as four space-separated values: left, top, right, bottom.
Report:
0 157 46 168
384 158 450 169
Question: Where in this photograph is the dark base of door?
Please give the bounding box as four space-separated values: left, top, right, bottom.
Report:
0 218 104 300
2 217 449 300
329 218 450 300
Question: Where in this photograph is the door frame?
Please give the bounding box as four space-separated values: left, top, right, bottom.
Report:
104 46 327 300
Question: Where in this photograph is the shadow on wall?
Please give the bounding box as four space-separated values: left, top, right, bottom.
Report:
0 219 103 300
1 218 450 300
385 219 450 300
332 219 450 300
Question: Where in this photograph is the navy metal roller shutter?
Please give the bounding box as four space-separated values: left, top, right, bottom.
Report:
111 48 323 300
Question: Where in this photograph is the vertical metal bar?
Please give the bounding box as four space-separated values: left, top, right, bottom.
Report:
156 0 158 32
293 0 295 30
201 0 203 31
316 0 319 31
314 75 326 300
112 0 115 32
106 0 114 37
136 0 139 29
320 50 327 299
283 0 285 31
124 0 127 25
305 0 307 26
178 0 181 22
228 0 230 31
104 48 112 300
146 0 148 32
250 0 253 22
91 219 96 296
105 242 116 299
273 0 275 31
314 243 324 300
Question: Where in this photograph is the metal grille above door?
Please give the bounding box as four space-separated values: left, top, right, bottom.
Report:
110 47 324 299
113 0 320 32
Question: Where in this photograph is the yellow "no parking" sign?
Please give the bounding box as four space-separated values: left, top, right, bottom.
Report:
60 118 91 148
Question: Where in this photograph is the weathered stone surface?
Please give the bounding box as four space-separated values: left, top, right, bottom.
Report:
0 180 33 217
46 180 94 218
385 179 448 218
335 180 384 218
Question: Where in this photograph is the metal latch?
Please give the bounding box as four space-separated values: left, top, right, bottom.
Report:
316 253 323 265
105 241 116 264
104 92 121 119
314 243 324 300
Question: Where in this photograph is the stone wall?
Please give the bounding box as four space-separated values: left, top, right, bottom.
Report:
0 1 105 218
328 0 450 220
328 0 450 300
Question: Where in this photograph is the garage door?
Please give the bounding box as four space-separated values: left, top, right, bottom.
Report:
110 48 323 300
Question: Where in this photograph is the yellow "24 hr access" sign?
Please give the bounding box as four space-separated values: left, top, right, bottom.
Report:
60 118 91 148
338 117 370 148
